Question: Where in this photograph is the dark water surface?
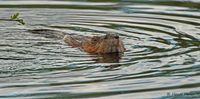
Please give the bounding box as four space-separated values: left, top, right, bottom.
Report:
0 0 200 99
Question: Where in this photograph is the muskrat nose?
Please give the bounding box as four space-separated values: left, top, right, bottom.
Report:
114 35 119 39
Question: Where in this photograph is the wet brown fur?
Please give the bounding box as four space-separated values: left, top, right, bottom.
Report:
63 33 126 54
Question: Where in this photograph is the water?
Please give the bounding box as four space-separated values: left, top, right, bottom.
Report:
0 0 200 99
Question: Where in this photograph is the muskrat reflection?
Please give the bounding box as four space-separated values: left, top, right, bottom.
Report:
93 53 122 70
93 53 122 63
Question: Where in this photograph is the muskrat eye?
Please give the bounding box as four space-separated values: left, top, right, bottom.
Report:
93 39 97 41
92 36 98 41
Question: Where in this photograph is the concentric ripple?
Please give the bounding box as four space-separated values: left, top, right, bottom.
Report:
0 0 200 99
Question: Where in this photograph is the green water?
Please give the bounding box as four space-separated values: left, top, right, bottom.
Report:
0 0 200 99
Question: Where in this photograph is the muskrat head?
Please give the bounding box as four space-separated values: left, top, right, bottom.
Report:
84 33 126 54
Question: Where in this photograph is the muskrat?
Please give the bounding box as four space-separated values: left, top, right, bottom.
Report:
28 29 125 54
63 33 126 54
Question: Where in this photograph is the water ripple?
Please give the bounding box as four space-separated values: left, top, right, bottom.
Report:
0 0 200 99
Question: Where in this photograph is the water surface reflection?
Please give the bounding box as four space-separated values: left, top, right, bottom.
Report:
0 0 200 99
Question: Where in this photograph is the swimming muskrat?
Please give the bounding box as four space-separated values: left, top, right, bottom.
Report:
63 33 126 54
28 29 126 54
